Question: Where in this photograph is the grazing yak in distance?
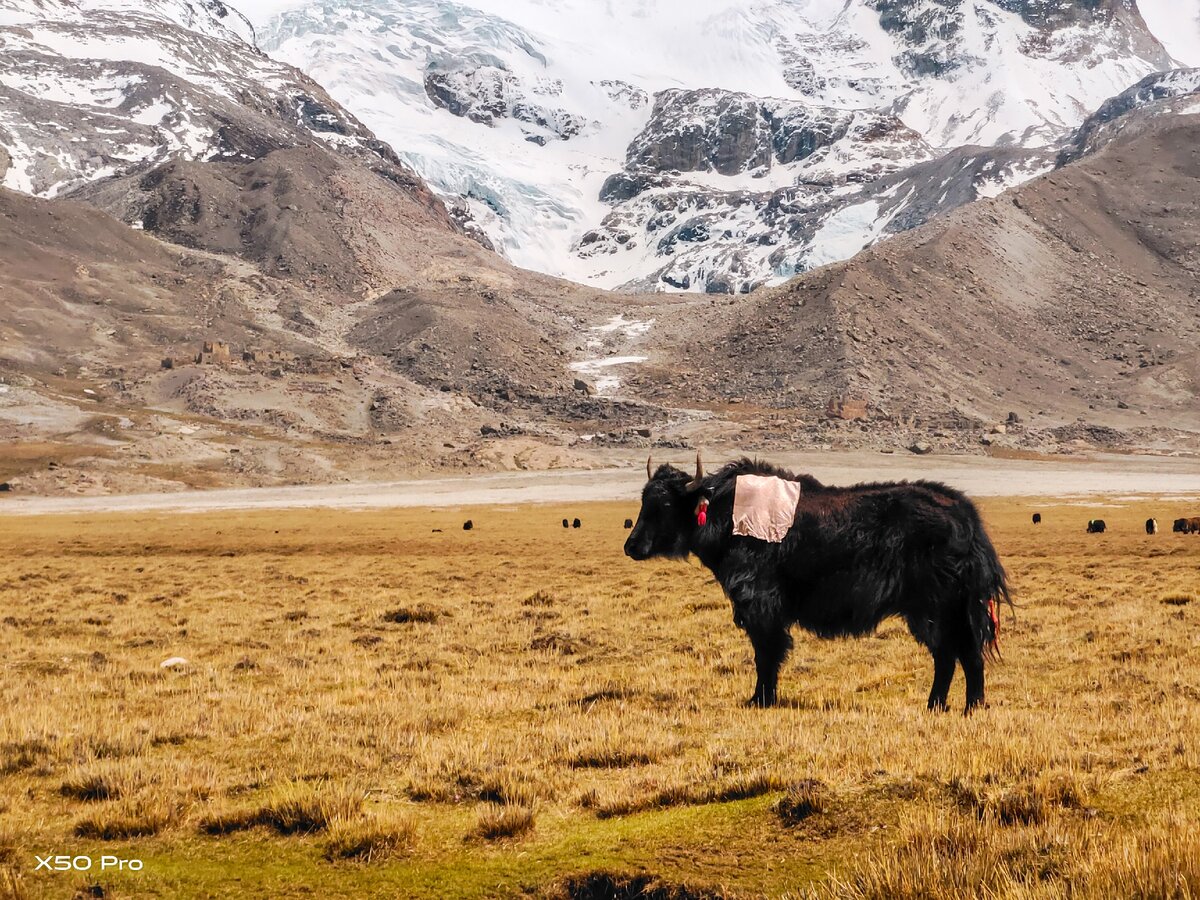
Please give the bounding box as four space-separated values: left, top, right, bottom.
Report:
624 455 1010 713
572 518 582 529
1087 520 1107 533
1146 518 1158 535
1032 513 1042 525
624 518 634 529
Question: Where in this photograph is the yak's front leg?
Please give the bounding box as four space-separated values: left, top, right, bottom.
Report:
724 569 790 708
746 624 792 707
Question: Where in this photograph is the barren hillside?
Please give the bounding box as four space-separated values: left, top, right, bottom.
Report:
629 109 1200 454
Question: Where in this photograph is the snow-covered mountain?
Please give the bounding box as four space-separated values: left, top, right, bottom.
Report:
253 0 1191 292
0 0 402 197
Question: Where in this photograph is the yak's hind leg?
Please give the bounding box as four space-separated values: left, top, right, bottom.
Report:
746 625 792 708
959 641 986 714
927 644 957 712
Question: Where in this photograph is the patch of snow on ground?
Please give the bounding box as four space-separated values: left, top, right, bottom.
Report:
593 314 655 338
569 355 649 395
568 312 655 395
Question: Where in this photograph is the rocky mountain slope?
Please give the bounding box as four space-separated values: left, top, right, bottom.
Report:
256 0 1187 293
631 100 1200 453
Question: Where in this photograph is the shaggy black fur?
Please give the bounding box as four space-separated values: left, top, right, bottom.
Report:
624 458 1011 713
1087 520 1106 533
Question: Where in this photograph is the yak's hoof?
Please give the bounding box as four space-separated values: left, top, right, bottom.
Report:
963 700 988 716
746 695 776 709
927 701 950 713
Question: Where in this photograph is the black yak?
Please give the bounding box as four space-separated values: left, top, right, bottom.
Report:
1032 513 1041 525
1146 518 1158 535
1087 520 1106 533
563 519 570 529
463 520 474 531
624 518 634 529
572 518 582 529
624 455 1009 713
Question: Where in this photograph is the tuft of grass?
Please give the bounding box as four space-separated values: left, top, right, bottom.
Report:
1160 592 1194 606
382 607 441 624
323 817 415 863
471 803 535 841
74 800 171 840
60 771 122 803
529 632 588 655
948 775 1087 826
596 770 787 819
523 590 556 607
406 770 541 806
0 739 51 776
199 782 363 836
776 779 832 825
546 870 732 899
568 748 659 769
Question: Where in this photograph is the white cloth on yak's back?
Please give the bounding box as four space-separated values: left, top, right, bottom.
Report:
732 474 803 543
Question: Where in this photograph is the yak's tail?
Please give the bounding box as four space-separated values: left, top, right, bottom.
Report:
964 525 1011 663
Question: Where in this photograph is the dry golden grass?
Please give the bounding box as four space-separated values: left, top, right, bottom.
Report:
0 496 1197 898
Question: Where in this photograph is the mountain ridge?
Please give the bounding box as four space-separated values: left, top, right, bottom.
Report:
256 0 1187 293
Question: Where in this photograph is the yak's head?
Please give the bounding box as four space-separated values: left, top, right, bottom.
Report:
624 452 706 561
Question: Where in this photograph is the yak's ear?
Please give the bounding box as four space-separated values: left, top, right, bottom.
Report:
684 450 705 493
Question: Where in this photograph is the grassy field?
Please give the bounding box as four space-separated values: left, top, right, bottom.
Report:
0 496 1197 898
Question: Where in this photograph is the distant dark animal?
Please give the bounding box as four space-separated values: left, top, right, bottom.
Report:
624 454 1009 713
1032 513 1041 525
0 483 10 493
432 528 442 533
462 520 473 531
1189 517 1200 534
562 519 570 528
1087 520 1106 533
572 518 582 529
1174 518 1188 533
1146 518 1158 535
624 518 634 529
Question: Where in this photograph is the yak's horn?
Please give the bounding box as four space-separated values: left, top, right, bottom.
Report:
646 455 653 481
687 450 704 490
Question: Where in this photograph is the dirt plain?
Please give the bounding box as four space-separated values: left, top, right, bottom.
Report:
0 494 1197 898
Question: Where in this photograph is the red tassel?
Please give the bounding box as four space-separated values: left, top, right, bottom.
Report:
987 597 1001 659
696 498 709 527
